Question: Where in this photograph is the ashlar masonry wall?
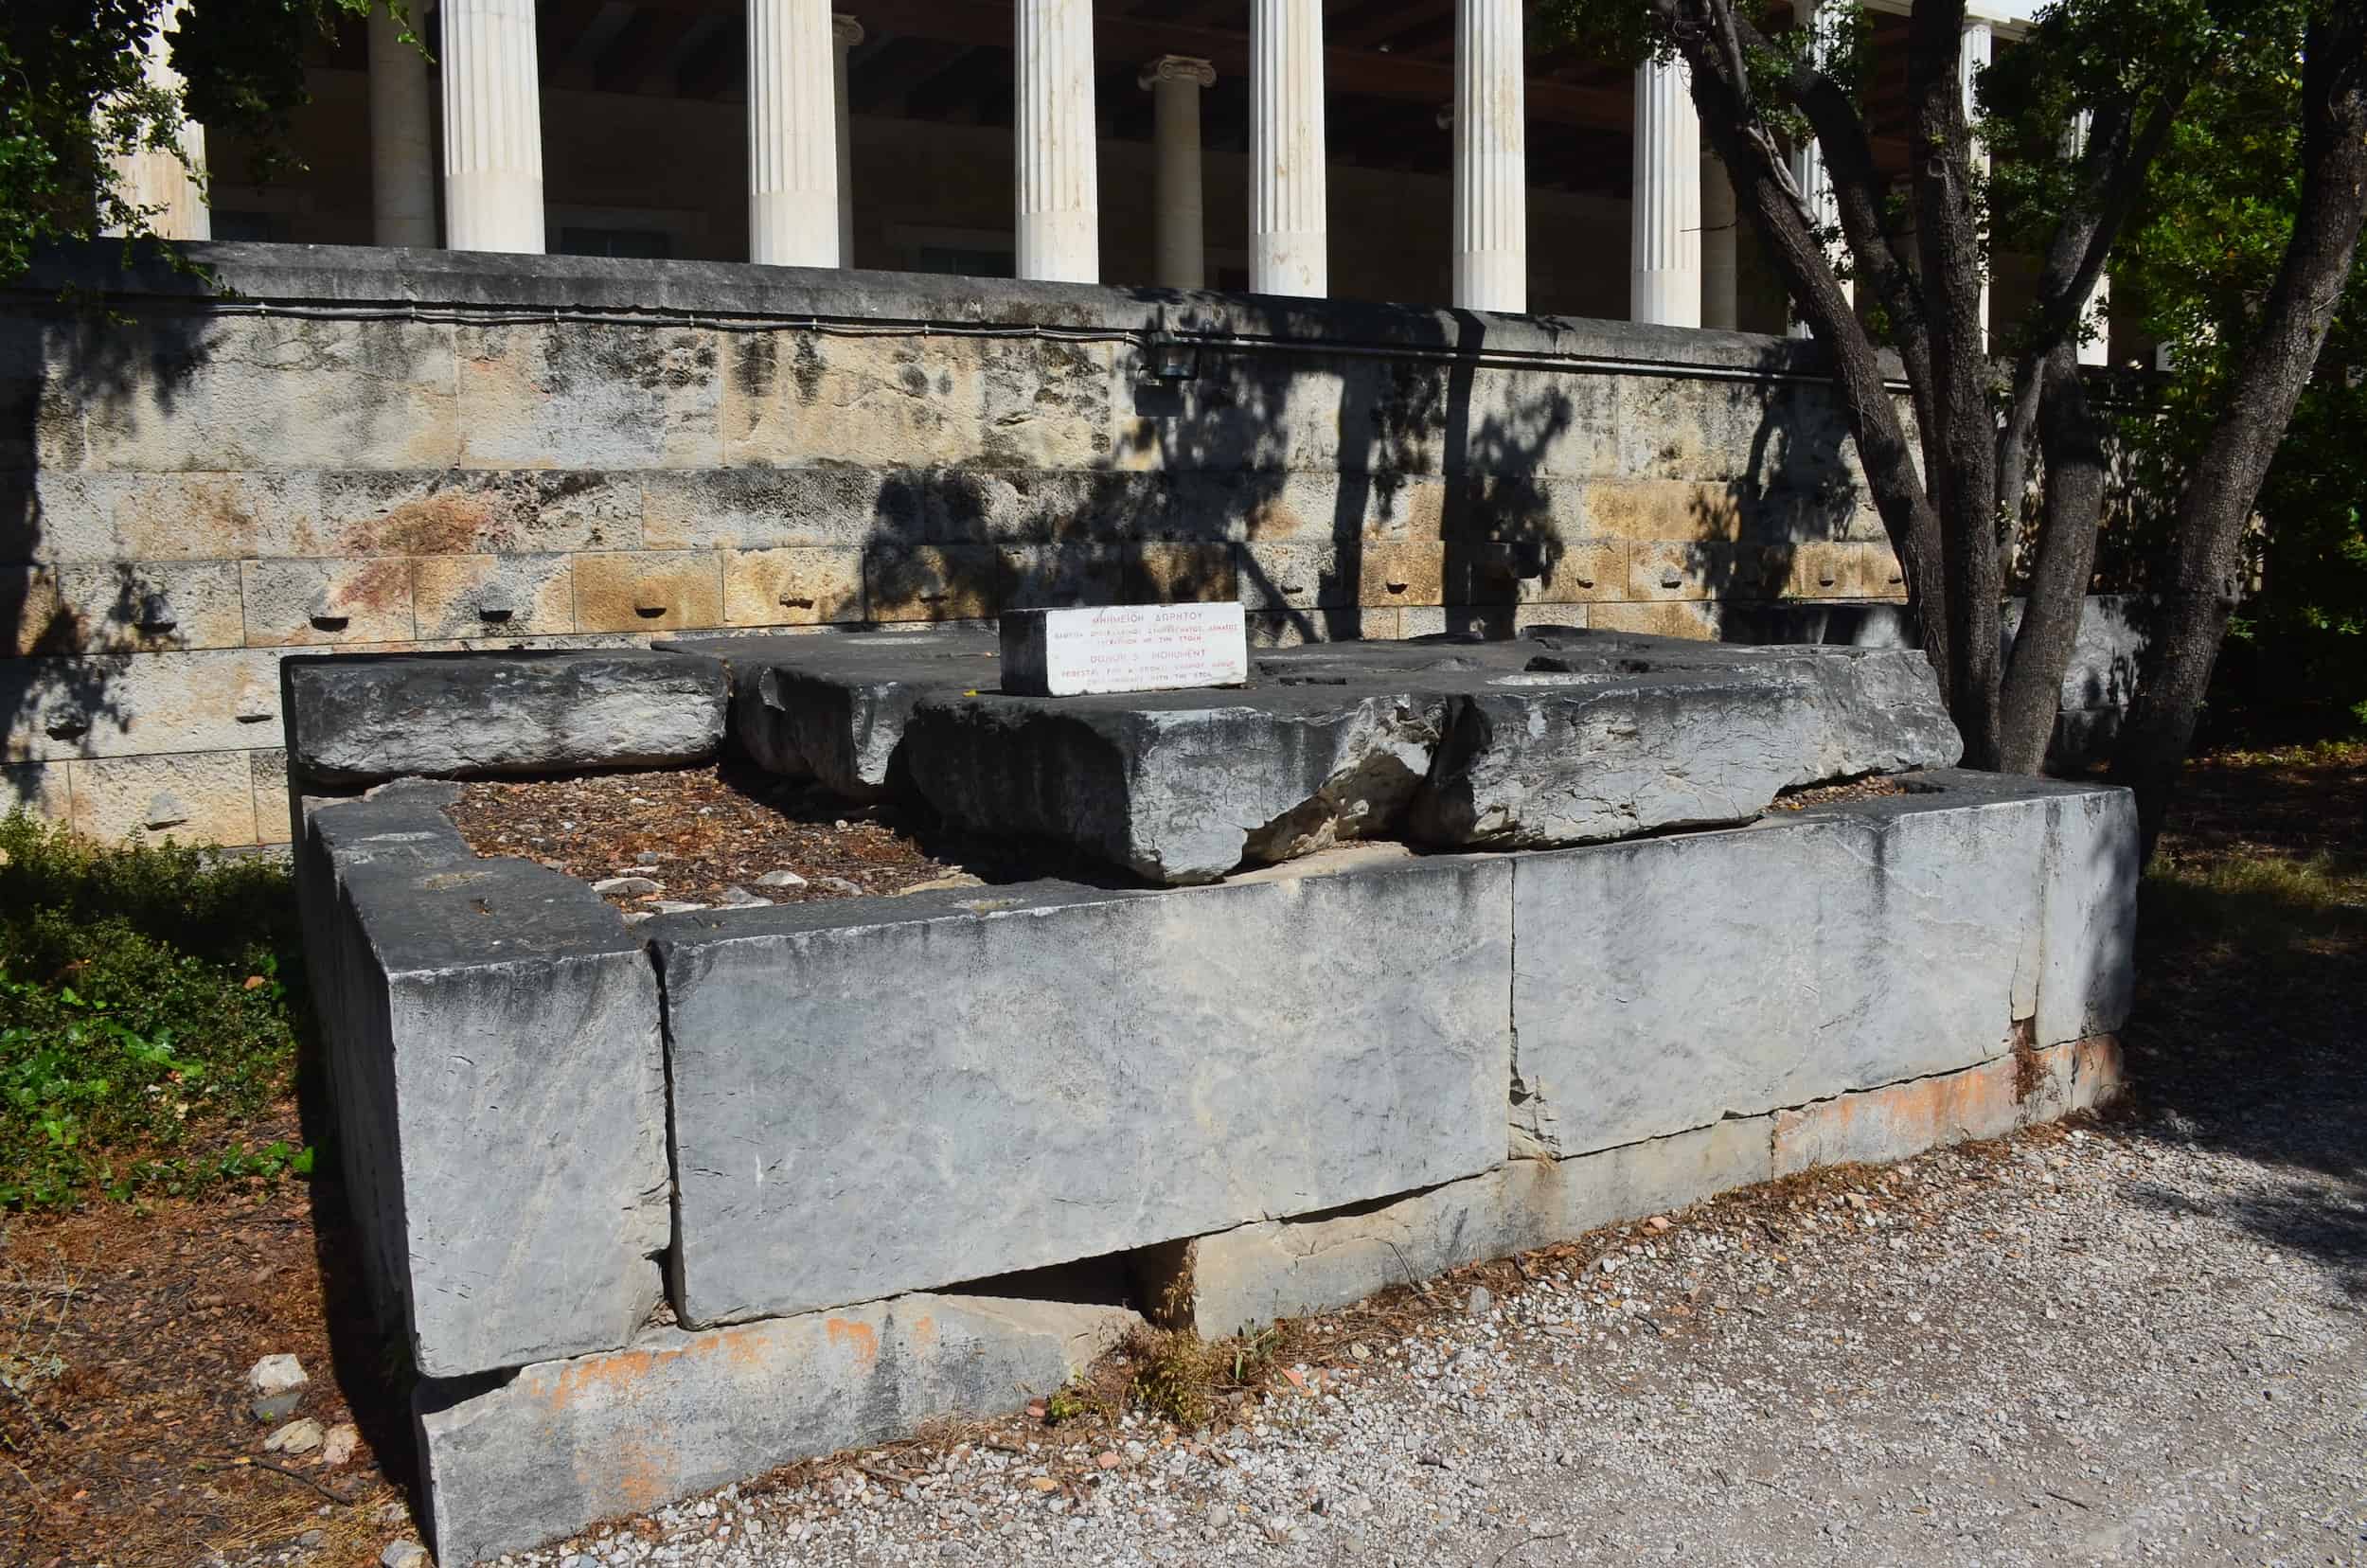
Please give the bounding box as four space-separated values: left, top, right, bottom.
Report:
2 242 1905 846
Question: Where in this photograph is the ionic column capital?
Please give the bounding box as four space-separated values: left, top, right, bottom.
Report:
832 14 864 47
1139 54 1216 90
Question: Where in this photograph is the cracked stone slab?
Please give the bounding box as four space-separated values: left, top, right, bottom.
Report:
417 1293 1140 1565
303 787 669 1379
1508 771 2135 1158
648 853 1511 1328
660 630 995 800
281 649 727 786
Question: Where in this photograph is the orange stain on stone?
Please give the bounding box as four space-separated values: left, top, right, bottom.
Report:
825 1317 880 1367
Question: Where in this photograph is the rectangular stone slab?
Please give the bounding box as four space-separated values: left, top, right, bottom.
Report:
417 1293 1140 1565
309 790 671 1379
281 648 728 786
1508 772 2134 1157
999 602 1250 696
650 853 1512 1327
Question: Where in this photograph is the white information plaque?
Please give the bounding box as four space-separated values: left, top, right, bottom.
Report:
999 603 1251 697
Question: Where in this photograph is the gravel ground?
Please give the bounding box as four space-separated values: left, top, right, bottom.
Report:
480 1093 2367 1568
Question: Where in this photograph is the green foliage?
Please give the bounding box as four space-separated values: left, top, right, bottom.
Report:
0 810 311 1206
0 0 404 281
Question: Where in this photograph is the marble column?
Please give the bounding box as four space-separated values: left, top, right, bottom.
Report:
833 14 863 266
1629 57 1700 328
1700 152 1737 330
1451 0 1526 312
1250 0 1326 296
369 10 436 246
2067 111 2110 365
1788 0 1848 337
749 0 839 266
105 0 209 241
1960 18 1992 348
441 0 545 254
1140 57 1215 289
1015 0 1099 282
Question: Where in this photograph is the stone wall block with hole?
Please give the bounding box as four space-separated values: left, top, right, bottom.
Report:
651 855 1511 1327
0 648 284 763
415 1294 1141 1565
572 549 726 633
864 544 1000 622
241 558 418 647
412 554 578 639
306 789 669 1378
721 546 865 626
54 560 245 651
279 649 727 785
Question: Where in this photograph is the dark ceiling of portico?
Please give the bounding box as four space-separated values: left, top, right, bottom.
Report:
317 2 1922 199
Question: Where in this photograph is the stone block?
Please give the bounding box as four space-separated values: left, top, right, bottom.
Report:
417 1294 1139 1565
4 471 119 564
1246 607 1400 646
312 469 647 557
977 338 1118 468
1587 599 1722 639
56 560 245 650
1 759 70 824
1235 472 1444 543
721 546 864 627
572 550 725 633
1129 542 1237 603
914 467 1178 544
1768 1035 2123 1176
76 315 460 472
1148 1118 1774 1339
240 559 418 647
456 322 721 469
307 790 669 1378
411 554 576 639
1507 542 1625 605
1239 541 1358 611
1111 354 1361 475
865 544 1000 622
2037 785 2140 1046
1623 542 1719 601
67 751 258 843
719 333 999 470
280 649 727 785
1460 366 1622 479
999 603 1249 698
1507 775 2107 1158
1582 479 1749 543
106 471 323 561
1359 541 1447 607
641 464 905 550
658 630 994 797
995 543 1129 612
2 565 70 655
652 855 1512 1327
248 748 292 845
1 648 285 762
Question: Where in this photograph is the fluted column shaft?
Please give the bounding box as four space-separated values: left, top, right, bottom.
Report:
2067 109 2110 365
1629 57 1700 327
1250 0 1326 296
749 0 839 265
369 9 437 247
1142 57 1214 289
1700 152 1737 329
1789 0 1848 337
1960 18 1992 348
1015 0 1099 282
441 0 545 254
1451 0 1525 312
105 0 209 241
833 14 863 266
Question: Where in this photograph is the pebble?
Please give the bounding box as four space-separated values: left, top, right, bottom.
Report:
815 876 864 897
246 1354 307 1422
320 1422 360 1468
647 901 709 915
754 870 808 888
265 1417 325 1455
379 1543 430 1568
1466 1285 1493 1316
716 886 772 908
594 875 662 896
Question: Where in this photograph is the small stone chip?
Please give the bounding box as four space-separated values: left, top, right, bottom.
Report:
594 875 662 896
265 1417 324 1455
754 869 808 888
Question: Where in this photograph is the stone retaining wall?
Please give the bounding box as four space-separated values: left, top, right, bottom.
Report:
5 242 1911 846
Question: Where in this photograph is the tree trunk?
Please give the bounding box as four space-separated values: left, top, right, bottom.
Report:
2110 2 2367 852
1997 346 2109 773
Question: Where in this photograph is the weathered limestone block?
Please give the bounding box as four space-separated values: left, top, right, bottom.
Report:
314 468 647 557
721 546 864 626
0 760 69 822
652 855 1512 1327
417 1294 1140 1566
572 550 725 633
240 558 418 646
1768 1035 2126 1177
455 322 721 470
1509 774 2131 1158
280 649 726 786
903 687 1448 884
866 544 1001 621
2 648 285 762
411 553 577 638
661 631 995 799
55 560 246 651
308 790 669 1377
1145 1117 1774 1339
67 751 258 843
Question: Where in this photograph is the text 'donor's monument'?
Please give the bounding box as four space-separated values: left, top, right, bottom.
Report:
999 603 1249 697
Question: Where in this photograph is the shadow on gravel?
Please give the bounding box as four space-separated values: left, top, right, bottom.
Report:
2109 742 2367 1300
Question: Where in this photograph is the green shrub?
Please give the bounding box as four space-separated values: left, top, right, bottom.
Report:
0 811 311 1207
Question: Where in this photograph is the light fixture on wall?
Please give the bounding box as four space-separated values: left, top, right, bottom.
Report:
1141 309 1201 383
